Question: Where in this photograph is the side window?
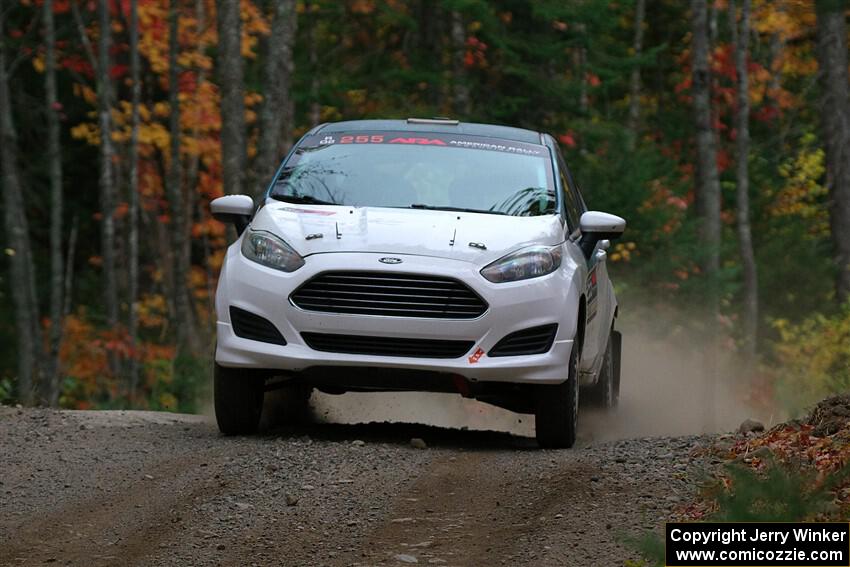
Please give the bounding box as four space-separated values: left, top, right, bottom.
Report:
564 166 588 215
555 151 582 232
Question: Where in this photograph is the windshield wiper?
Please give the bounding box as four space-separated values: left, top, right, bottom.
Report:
272 194 339 206
408 204 507 215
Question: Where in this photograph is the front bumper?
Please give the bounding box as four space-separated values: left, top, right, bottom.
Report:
215 247 580 385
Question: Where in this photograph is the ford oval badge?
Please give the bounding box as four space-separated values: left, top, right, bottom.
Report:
379 257 403 265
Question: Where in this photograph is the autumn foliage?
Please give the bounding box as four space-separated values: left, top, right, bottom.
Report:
0 0 848 411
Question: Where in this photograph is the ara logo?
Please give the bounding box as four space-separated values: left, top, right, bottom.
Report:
318 135 335 145
388 137 447 146
378 257 403 264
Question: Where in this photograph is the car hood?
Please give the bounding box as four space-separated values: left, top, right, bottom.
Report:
250 200 565 266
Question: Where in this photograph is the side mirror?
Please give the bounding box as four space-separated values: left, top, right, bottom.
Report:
578 211 625 258
211 195 254 235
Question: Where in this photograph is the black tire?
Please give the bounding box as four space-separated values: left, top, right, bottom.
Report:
588 330 618 409
214 363 265 435
261 382 313 429
535 343 579 449
278 383 313 424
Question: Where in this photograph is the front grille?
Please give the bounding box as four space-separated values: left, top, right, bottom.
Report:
230 306 287 345
290 271 487 319
301 332 474 359
488 324 558 357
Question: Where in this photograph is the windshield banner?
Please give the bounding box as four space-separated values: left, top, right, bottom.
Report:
302 131 548 157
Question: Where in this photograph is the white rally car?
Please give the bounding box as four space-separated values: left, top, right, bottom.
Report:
211 118 625 448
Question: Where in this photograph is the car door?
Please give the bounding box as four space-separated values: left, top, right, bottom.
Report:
571 170 614 375
584 221 614 373
553 149 611 374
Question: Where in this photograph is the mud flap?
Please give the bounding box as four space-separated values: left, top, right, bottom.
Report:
612 330 622 398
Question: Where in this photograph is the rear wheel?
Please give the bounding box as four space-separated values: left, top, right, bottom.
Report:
214 363 265 435
535 343 579 449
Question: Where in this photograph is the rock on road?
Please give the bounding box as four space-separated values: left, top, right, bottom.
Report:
0 404 719 567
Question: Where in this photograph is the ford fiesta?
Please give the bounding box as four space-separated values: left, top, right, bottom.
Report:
210 118 625 448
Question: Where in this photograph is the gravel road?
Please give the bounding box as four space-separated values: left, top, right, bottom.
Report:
0 401 721 567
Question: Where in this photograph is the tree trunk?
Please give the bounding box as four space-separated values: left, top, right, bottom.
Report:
257 0 298 188
768 10 785 97
575 23 589 116
415 0 442 108
730 0 759 361
708 0 718 46
627 0 645 147
450 10 470 117
216 0 247 195
167 3 198 356
44 0 65 406
185 0 212 350
63 215 79 320
691 0 722 277
691 0 721 433
767 29 787 150
0 1 42 405
815 0 850 304
307 3 320 127
98 0 119 334
128 0 141 402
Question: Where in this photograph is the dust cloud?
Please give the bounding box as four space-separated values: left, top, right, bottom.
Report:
312 391 536 438
310 311 775 443
580 314 775 443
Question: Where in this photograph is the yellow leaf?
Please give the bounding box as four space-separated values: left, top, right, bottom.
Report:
32 54 45 73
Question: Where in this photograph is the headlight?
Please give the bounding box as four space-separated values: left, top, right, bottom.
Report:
241 229 305 272
480 245 562 283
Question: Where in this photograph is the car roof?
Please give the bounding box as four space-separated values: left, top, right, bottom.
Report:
317 119 544 145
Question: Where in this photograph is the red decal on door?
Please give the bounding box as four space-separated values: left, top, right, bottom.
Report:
468 347 484 364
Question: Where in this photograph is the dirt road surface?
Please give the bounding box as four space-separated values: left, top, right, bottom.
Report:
0 402 721 567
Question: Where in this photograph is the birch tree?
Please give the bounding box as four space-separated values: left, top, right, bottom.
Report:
691 0 721 432
691 0 722 278
97 0 119 332
730 0 758 360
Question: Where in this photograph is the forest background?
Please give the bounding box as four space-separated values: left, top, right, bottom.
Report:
1 0 849 417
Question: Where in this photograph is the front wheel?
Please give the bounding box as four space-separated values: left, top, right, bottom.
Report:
214 363 265 435
535 344 579 449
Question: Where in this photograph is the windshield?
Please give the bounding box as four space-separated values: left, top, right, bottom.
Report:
269 131 557 217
